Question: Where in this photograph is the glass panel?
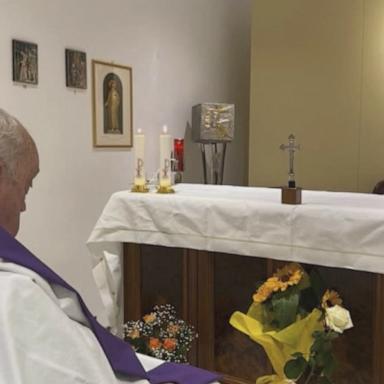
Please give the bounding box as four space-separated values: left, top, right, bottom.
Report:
141 245 182 315
214 253 271 381
315 265 374 384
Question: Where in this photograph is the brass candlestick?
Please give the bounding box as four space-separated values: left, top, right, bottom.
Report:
157 185 175 194
157 159 175 194
131 159 149 193
131 183 149 193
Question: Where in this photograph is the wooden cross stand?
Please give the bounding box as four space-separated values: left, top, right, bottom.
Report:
280 134 302 204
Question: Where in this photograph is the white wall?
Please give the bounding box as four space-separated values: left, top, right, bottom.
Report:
0 0 251 320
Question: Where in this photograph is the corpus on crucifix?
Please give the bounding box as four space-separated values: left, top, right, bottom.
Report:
279 134 302 204
280 134 300 188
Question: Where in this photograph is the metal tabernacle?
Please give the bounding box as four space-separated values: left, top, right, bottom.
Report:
192 103 235 185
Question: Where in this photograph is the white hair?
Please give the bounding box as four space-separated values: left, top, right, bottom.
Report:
0 109 34 177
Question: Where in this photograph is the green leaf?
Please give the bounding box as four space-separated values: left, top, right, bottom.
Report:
272 285 299 300
323 353 337 378
271 292 300 329
325 330 339 341
311 331 331 355
284 356 308 379
261 303 276 331
308 356 316 369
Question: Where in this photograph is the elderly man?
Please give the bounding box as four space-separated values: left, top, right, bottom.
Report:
0 109 219 384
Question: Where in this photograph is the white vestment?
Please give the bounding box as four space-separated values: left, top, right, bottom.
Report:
0 260 165 384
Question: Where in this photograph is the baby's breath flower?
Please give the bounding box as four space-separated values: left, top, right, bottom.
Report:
124 304 197 363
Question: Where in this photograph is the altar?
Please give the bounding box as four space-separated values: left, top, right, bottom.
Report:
87 184 384 384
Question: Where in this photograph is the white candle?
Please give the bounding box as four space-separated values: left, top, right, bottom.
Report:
134 128 145 186
159 125 172 187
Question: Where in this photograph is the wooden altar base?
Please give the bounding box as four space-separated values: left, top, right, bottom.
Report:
123 243 383 384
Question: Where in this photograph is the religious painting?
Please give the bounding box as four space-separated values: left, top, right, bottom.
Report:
92 60 132 147
65 49 87 89
12 39 38 85
103 73 123 134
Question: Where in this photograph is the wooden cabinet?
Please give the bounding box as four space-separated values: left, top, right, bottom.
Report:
123 243 383 384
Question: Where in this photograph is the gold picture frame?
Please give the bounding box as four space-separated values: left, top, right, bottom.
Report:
92 60 133 147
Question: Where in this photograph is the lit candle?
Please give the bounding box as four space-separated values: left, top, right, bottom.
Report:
159 125 172 187
134 128 145 186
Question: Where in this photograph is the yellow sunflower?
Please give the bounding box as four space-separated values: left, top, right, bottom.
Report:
253 283 273 303
264 276 282 292
322 289 343 309
273 263 303 291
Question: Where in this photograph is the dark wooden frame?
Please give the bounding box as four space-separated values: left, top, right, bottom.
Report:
65 48 87 89
12 39 38 85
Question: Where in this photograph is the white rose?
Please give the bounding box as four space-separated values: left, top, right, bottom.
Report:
325 304 353 333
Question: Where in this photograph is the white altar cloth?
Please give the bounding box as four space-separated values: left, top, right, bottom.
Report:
87 184 384 329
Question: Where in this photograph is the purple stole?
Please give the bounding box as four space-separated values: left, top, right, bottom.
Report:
0 227 220 384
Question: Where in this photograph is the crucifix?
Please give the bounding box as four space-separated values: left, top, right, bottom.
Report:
280 134 300 188
279 134 302 204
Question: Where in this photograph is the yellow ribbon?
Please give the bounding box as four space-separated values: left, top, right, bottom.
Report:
230 305 323 381
256 375 295 384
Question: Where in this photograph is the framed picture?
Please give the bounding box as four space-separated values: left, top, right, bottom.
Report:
92 60 133 147
12 39 38 85
65 49 87 89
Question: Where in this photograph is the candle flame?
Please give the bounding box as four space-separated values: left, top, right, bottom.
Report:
162 125 168 134
137 128 142 134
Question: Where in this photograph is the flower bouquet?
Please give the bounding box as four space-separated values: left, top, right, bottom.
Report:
123 304 197 363
229 263 353 384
